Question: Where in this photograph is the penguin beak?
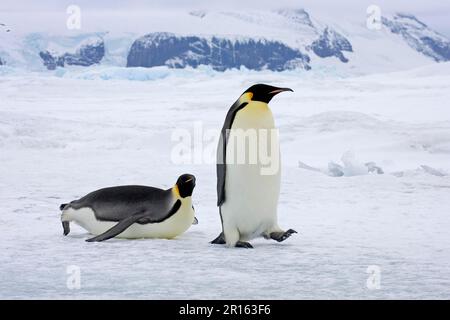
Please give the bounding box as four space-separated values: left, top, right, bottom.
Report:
268 87 293 95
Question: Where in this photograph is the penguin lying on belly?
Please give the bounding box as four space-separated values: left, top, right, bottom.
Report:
60 174 197 242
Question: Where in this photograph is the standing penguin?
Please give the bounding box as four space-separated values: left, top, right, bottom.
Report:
211 84 297 248
60 174 197 242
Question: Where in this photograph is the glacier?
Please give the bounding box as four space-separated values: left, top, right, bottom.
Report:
1 9 449 74
126 32 311 71
39 38 105 70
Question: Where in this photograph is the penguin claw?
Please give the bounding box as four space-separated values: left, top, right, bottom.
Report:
270 229 298 242
236 241 253 248
280 229 298 241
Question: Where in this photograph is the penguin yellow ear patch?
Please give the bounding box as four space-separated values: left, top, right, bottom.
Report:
173 185 180 197
240 92 253 103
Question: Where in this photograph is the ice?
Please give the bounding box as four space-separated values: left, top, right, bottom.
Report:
420 165 447 177
299 151 384 177
62 66 173 81
1 63 450 299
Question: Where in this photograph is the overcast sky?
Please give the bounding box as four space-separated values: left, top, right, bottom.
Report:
1 0 450 36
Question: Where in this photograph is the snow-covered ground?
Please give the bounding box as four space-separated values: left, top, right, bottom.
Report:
1 64 450 299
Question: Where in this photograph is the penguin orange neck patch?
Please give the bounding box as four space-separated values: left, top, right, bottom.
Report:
240 92 253 103
173 185 180 198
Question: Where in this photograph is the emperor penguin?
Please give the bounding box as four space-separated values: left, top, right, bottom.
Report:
60 174 197 242
211 84 297 248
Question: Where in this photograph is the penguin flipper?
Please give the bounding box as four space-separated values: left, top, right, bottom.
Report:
216 101 248 207
86 211 148 242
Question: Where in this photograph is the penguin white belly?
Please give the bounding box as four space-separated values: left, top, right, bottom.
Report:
62 200 195 239
221 101 281 240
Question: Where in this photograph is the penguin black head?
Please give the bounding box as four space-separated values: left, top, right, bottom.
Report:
176 174 196 198
242 84 293 104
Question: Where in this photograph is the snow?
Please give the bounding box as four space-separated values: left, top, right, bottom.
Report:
382 13 450 62
1 63 450 299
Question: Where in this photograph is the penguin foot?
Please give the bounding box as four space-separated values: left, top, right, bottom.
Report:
270 229 297 242
211 232 226 245
235 241 253 249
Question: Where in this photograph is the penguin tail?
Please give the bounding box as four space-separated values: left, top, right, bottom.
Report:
60 205 71 236
62 221 70 236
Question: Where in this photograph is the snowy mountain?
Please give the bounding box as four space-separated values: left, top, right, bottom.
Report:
382 13 450 62
309 27 353 63
276 8 315 28
0 9 449 74
126 32 311 71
